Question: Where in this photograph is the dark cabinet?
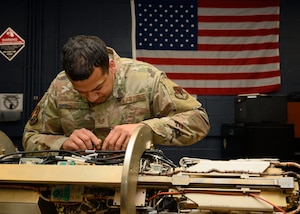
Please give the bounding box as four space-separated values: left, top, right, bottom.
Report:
222 123 295 161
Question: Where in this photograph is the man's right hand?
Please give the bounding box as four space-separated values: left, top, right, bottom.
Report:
62 128 101 150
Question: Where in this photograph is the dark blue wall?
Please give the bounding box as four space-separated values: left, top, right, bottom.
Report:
0 0 299 163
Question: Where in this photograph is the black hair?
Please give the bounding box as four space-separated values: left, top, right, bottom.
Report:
62 35 109 81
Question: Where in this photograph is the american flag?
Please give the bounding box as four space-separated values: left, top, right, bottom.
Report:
131 0 280 95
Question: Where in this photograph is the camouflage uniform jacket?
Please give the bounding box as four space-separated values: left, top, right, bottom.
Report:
22 48 210 151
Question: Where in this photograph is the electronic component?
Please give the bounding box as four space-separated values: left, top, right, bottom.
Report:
51 185 84 202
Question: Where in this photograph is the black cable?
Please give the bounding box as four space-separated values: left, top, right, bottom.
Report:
143 150 177 168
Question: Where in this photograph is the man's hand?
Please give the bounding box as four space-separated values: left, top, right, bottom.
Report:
101 124 144 151
62 128 101 150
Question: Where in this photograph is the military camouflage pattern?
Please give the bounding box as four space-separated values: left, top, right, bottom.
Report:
22 48 210 151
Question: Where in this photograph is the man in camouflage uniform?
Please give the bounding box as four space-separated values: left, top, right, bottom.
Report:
22 35 210 152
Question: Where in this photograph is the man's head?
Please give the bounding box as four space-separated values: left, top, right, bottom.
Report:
62 35 116 104
62 35 109 80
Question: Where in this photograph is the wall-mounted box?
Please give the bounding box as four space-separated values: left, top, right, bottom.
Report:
0 93 23 122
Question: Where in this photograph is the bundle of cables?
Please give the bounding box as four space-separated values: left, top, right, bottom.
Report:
0 149 177 169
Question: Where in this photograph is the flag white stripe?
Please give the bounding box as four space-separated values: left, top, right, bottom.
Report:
198 35 278 44
174 76 281 88
198 21 279 30
136 49 278 59
198 7 279 16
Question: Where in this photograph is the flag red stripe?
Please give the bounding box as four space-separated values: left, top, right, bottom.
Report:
186 84 280 95
136 56 279 66
198 15 279 22
198 29 279 37
198 0 280 8
198 43 279 51
166 70 280 80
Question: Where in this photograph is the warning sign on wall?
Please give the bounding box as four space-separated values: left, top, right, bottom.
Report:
0 27 25 61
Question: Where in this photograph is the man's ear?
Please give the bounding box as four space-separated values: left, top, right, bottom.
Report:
109 59 116 74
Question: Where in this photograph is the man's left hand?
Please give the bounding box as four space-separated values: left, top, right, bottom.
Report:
101 123 145 150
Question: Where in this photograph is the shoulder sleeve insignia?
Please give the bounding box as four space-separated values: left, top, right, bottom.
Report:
173 86 189 100
29 106 40 125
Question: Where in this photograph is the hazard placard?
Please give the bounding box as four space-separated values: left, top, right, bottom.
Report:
0 27 25 61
